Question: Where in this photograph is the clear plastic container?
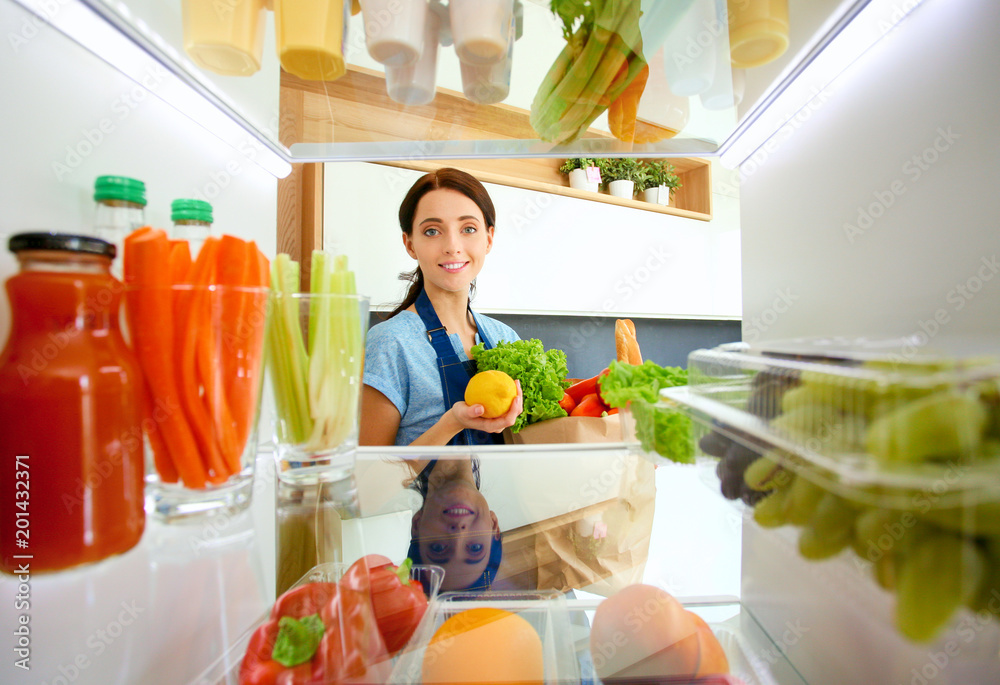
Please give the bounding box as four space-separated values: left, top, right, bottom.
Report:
189 561 445 684
661 336 1000 663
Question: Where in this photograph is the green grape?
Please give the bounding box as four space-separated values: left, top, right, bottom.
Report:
770 405 866 453
865 391 989 463
753 480 794 528
895 529 987 643
853 508 917 564
783 475 826 526
918 500 1000 536
797 492 860 560
966 536 1000 617
784 376 878 418
743 452 793 491
874 552 898 591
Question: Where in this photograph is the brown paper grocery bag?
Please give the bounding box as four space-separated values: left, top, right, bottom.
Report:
503 415 623 444
494 451 656 597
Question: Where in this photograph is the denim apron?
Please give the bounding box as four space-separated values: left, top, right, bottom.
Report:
415 289 502 446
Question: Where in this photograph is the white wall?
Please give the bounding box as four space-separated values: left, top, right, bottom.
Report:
324 160 742 320
740 0 1000 345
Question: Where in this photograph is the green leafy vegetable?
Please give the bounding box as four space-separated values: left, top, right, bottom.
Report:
600 360 693 463
471 339 569 432
271 614 325 667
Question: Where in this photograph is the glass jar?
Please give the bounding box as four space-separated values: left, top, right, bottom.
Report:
171 198 213 259
0 233 146 574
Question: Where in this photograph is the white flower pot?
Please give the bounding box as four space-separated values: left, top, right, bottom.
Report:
643 186 672 205
568 168 599 192
608 180 635 199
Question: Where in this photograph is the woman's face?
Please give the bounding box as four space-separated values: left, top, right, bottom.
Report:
404 188 494 297
412 478 499 591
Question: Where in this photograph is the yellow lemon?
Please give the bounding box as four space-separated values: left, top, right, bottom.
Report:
465 370 517 418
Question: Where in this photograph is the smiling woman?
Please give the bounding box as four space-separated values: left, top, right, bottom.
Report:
406 457 503 592
359 168 524 448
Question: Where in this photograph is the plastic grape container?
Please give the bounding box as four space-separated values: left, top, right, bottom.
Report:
661 336 1000 647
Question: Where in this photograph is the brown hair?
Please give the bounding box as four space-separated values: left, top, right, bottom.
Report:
388 168 497 318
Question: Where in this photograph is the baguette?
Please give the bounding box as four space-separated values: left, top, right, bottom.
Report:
615 319 642 364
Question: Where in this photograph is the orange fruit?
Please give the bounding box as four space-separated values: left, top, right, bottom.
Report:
421 608 544 685
689 611 730 675
590 584 701 680
464 371 517 418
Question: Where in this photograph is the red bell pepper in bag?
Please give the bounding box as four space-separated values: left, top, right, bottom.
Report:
240 581 391 685
341 555 429 654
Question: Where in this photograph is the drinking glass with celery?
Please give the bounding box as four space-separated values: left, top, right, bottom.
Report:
267 250 370 481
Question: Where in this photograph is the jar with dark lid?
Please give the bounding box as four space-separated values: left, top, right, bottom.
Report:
0 232 146 574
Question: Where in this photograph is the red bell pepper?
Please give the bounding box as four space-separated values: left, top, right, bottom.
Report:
570 392 609 418
340 555 429 654
240 578 392 685
269 582 339 621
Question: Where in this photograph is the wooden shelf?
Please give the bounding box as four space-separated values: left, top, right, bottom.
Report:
379 159 712 221
280 66 713 221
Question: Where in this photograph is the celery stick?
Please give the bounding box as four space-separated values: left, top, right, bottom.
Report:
267 254 313 443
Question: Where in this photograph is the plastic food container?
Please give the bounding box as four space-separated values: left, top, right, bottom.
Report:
389 590 577 684
189 561 445 684
182 0 267 76
661 337 1000 677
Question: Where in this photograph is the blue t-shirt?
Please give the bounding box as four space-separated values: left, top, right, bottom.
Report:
364 310 520 446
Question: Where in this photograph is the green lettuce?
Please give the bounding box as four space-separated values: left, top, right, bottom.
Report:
600 360 693 463
471 339 569 432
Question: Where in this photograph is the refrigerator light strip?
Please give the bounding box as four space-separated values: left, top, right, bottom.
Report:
12 0 293 179
719 0 928 170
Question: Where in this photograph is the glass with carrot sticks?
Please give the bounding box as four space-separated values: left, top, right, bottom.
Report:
122 229 271 521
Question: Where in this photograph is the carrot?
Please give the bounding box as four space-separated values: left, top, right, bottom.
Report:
212 235 255 474
178 237 231 484
141 381 178 484
608 64 649 143
168 240 192 284
558 391 577 414
570 392 608 418
566 369 610 404
123 228 207 489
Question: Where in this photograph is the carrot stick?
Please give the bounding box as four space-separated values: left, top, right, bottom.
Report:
212 235 253 474
140 380 178 483
168 240 192 285
123 229 207 489
177 237 231 484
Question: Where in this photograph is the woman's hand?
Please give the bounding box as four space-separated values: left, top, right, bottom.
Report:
449 380 523 434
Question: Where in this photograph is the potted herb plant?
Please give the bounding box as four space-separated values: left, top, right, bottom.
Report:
559 158 601 192
639 160 682 205
601 157 645 199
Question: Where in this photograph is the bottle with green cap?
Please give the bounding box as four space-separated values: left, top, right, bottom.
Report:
93 175 147 274
171 198 213 258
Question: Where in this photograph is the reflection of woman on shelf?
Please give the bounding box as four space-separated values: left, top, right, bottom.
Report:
406 456 502 592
